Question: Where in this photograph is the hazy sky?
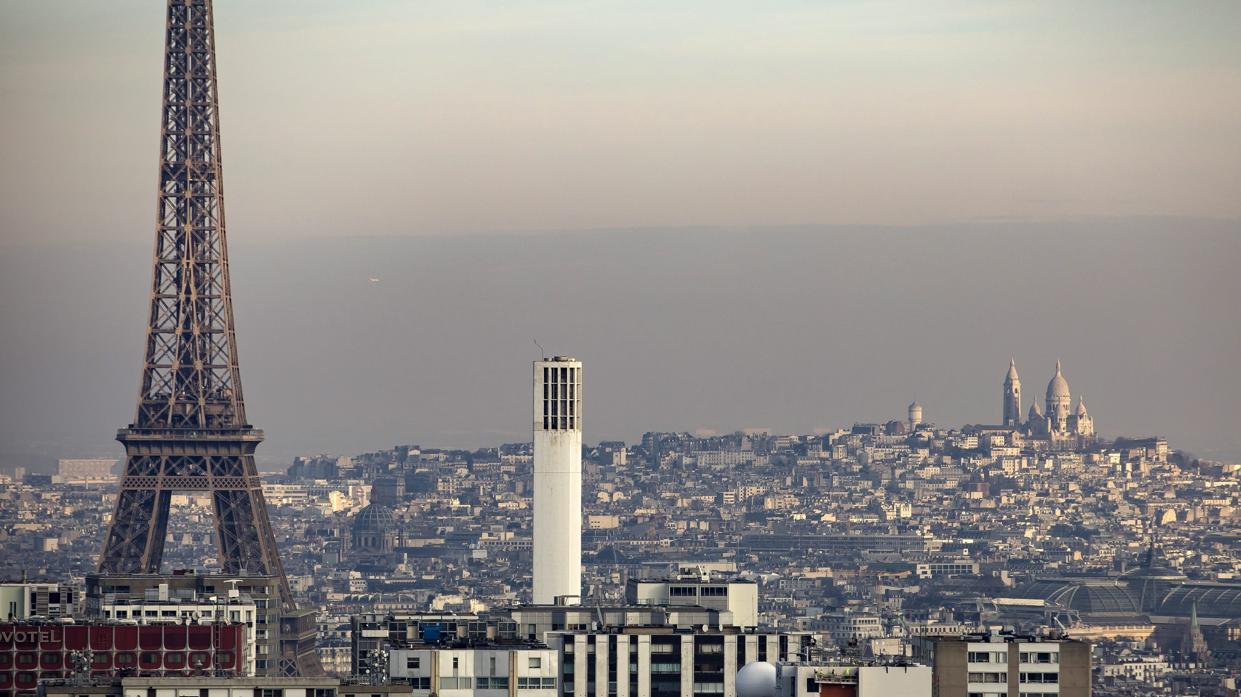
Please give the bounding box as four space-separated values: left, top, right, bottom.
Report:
2 1 1241 241
1 3 1240 469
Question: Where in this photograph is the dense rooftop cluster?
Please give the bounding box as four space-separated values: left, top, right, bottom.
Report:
3 415 1240 692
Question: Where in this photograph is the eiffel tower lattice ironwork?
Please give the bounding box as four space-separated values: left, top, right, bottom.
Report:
98 0 292 610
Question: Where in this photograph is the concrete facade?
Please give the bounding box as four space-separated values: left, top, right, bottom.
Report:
533 358 583 605
545 628 809 697
624 576 758 629
388 646 559 696
913 634 1091 697
776 663 931 697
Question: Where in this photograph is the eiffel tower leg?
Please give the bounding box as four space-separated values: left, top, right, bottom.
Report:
215 488 265 574
212 468 292 607
99 461 173 573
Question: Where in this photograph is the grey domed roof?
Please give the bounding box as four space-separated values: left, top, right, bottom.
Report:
1008 579 1141 616
1046 361 1071 401
353 502 395 533
1159 584 1241 618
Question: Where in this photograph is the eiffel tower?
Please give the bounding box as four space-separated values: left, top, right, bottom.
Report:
98 0 292 611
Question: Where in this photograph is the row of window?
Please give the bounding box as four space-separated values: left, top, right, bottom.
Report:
967 684 1057 694
104 608 254 620
517 678 558 689
966 650 1060 667
1020 672 1059 684
967 672 1006 684
668 586 728 597
438 677 510 689
409 676 555 690
650 663 682 674
433 657 542 671
0 651 231 668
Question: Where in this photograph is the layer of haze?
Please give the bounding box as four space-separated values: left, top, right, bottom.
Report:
2 223 1241 471
1 3 1240 469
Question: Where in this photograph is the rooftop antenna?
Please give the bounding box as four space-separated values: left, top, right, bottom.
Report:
533 339 546 360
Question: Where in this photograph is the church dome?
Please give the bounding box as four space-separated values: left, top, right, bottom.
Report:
1121 564 1186 583
1029 400 1044 417
353 502 395 534
1076 397 1089 417
1046 361 1071 401
1006 358 1020 382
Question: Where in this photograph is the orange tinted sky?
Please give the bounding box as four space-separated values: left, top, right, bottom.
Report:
2 1 1240 243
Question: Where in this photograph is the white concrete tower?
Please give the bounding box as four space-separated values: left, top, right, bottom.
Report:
533 356 583 605
1003 358 1022 427
907 400 923 430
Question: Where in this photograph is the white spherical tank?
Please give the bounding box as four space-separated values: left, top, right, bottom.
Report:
736 662 777 697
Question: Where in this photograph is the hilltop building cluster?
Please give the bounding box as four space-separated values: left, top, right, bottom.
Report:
1004 359 1095 442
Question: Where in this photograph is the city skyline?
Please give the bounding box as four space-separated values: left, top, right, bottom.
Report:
3 2 1240 692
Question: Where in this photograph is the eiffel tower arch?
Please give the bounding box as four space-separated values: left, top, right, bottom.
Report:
98 0 292 611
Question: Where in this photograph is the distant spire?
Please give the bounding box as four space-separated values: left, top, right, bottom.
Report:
1191 601 1199 629
1055 359 1062 374
1146 521 1158 568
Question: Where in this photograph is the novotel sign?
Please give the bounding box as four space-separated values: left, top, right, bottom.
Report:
0 626 62 646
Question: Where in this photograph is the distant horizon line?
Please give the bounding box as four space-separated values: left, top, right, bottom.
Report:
5 214 1240 249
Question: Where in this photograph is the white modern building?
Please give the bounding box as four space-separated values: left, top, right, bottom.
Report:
915 560 981 579
625 573 759 629
97 584 259 676
388 646 559 696
547 628 811 697
0 581 75 620
55 457 117 482
775 663 931 697
819 612 884 647
533 357 583 605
